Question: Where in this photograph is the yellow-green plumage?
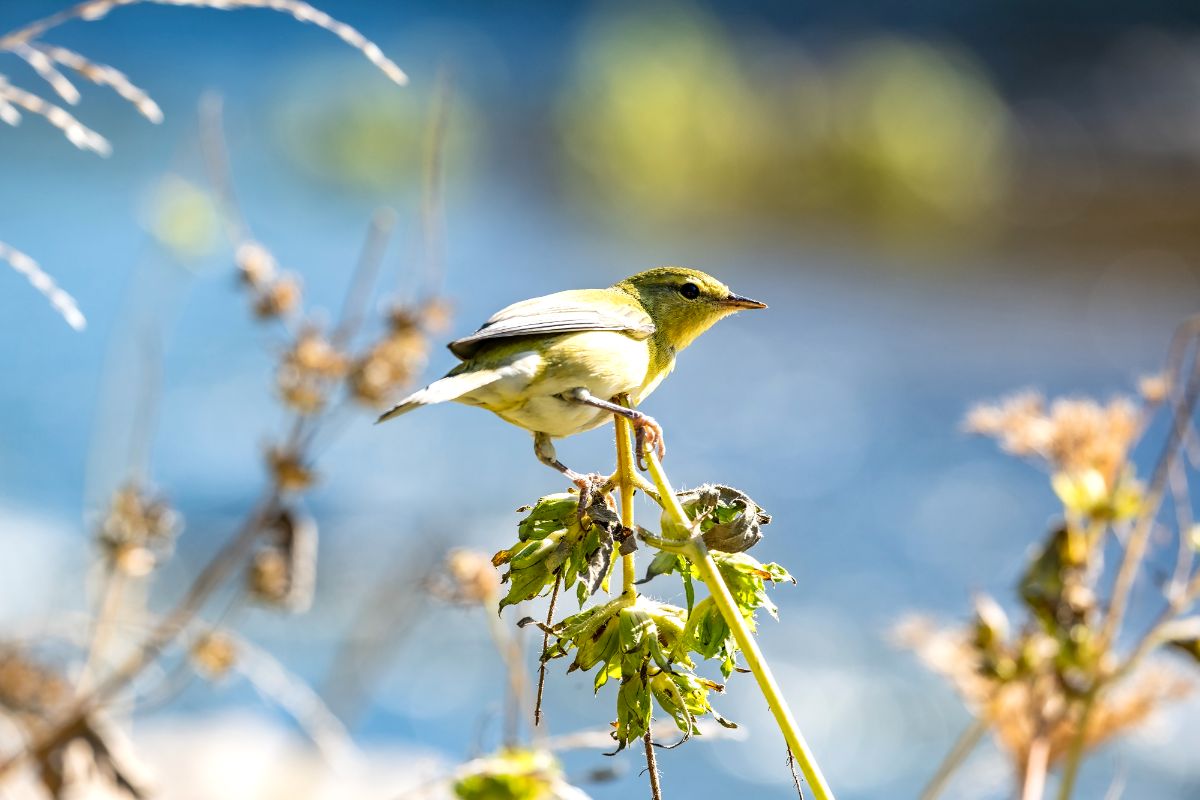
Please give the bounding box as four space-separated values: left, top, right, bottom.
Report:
378 266 764 444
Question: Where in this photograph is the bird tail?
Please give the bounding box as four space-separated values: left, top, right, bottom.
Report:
376 368 502 423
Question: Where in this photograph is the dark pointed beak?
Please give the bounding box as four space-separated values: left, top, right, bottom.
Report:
722 293 767 310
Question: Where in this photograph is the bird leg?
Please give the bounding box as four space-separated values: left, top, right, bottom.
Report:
564 388 666 470
533 432 610 524
533 431 585 484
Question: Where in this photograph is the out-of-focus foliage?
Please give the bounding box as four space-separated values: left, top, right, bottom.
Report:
274 79 479 193
453 748 589 800
900 361 1200 796
558 2 1012 240
140 175 222 261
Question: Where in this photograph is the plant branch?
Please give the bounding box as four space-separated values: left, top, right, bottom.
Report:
641 449 836 800
613 403 639 597
614 401 660 797
534 574 560 730
920 718 987 800
1100 317 1200 650
484 601 530 749
1021 737 1050 800
1056 692 1097 800
0 495 279 777
643 730 663 800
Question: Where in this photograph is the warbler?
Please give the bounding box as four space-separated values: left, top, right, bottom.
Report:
377 267 765 482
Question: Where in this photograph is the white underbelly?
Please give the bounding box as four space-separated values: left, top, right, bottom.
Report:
498 396 611 438
456 331 652 438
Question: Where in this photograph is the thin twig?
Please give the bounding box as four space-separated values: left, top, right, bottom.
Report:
787 747 806 799
0 240 86 330
534 574 561 728
643 731 663 800
1056 693 1097 800
1166 434 1196 601
1100 317 1200 649
319 547 432 728
0 1 408 86
332 208 396 348
0 496 278 776
419 67 452 297
484 605 530 749
919 718 986 800
197 92 251 246
75 570 128 695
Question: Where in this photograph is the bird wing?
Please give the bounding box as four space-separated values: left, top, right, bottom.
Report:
447 289 655 360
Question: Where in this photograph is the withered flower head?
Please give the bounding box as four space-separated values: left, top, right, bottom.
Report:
234 241 277 288
253 273 302 319
97 483 182 575
1137 373 1170 405
190 631 237 680
276 327 349 414
0 646 145 798
964 391 1142 490
897 614 1194 773
266 446 316 493
435 549 501 605
416 296 452 333
349 331 429 407
289 328 348 379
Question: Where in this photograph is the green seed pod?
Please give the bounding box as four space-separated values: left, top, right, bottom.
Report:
676 484 771 554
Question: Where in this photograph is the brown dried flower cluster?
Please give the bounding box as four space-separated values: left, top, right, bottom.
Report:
0 647 141 797
277 327 350 414
1 0 408 332
435 549 502 605
248 509 317 612
348 305 439 407
189 631 238 680
964 392 1142 488
898 611 1191 773
236 242 303 320
96 483 181 576
910 352 1200 799
266 445 316 493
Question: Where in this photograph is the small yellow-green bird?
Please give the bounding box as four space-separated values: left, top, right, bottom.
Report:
377 267 765 482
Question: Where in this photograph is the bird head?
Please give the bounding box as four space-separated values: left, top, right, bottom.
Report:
615 267 766 352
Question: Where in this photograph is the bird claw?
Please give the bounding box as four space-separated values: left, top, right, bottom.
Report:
632 413 666 471
572 472 614 527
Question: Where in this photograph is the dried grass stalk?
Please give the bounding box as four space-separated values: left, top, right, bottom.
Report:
0 0 406 331
0 0 407 87
0 77 109 154
0 241 86 331
36 44 163 122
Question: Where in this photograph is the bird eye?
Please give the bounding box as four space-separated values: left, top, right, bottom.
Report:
679 282 700 300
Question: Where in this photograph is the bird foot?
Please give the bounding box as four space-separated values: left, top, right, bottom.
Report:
571 472 614 527
631 413 666 471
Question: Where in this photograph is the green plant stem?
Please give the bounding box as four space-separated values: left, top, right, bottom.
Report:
614 407 663 800
614 413 638 597
920 719 987 800
642 449 836 800
1056 692 1096 800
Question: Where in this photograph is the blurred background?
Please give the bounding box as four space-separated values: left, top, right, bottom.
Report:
1 1 1199 798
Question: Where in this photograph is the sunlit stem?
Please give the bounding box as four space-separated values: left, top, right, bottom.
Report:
642 448 836 800
1056 691 1097 800
613 405 639 597
614 402 662 799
